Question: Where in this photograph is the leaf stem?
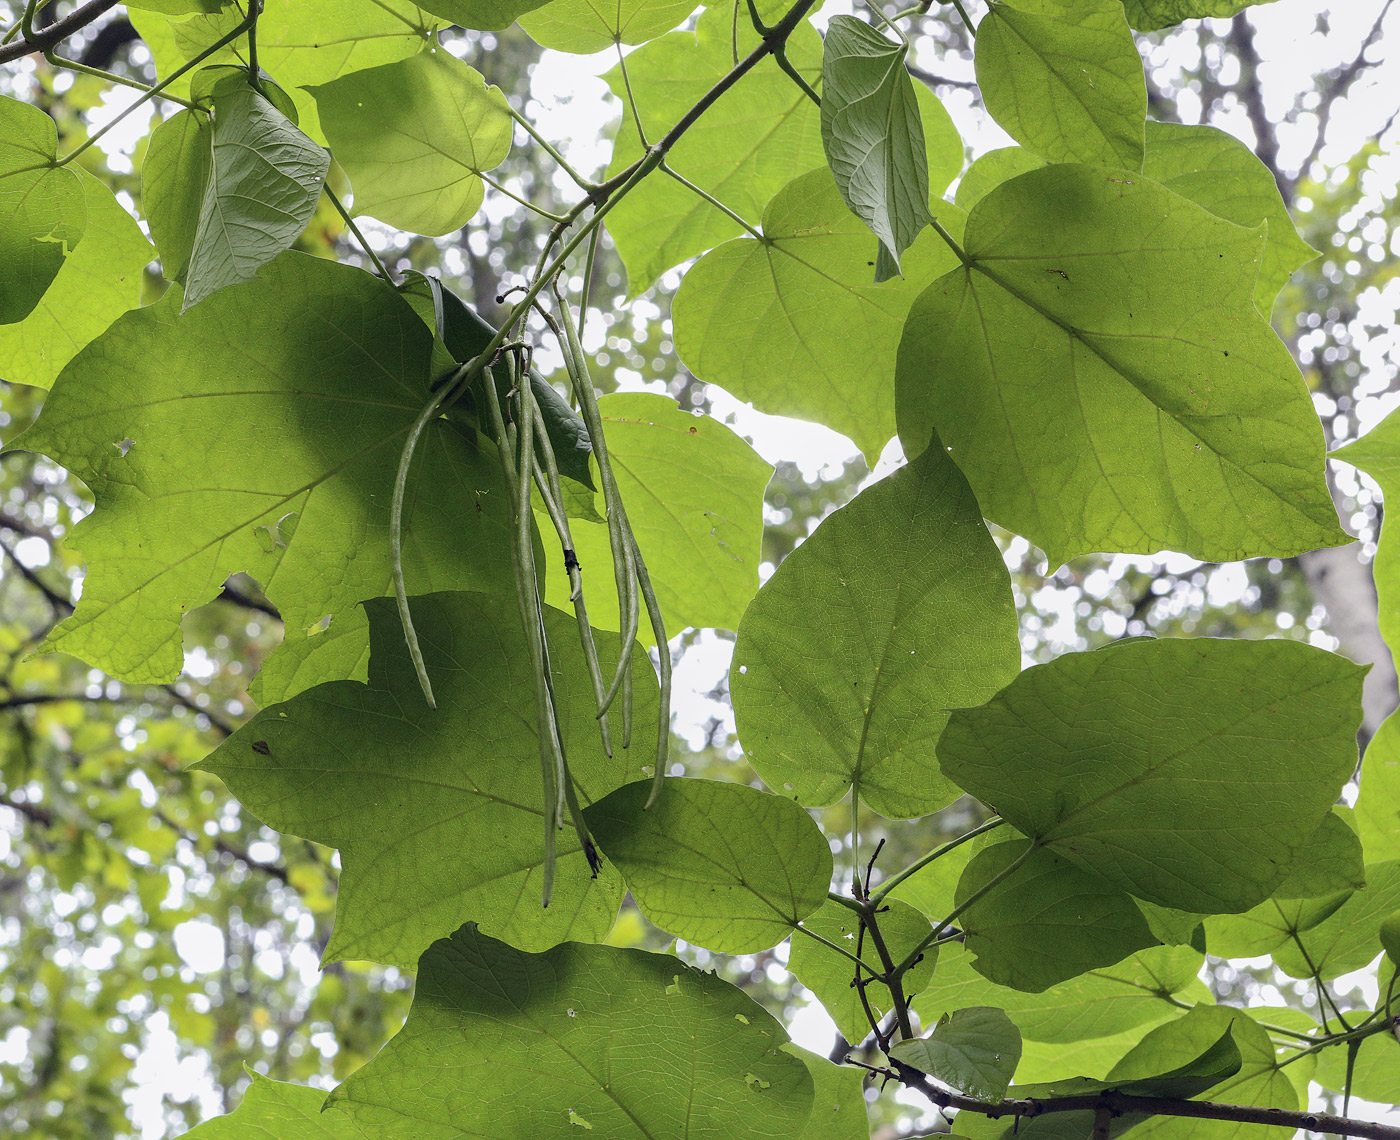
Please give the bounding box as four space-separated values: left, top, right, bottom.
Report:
324 184 395 283
502 98 597 191
893 838 1039 978
792 920 884 979
661 162 765 239
480 171 568 222
949 0 976 35
616 43 650 148
872 816 1003 904
929 215 970 265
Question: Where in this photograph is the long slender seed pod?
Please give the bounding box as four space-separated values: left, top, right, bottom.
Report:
390 355 487 709
551 290 640 728
631 535 673 810
531 415 613 756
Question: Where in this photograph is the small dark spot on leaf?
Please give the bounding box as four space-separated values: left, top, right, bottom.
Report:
251 740 271 755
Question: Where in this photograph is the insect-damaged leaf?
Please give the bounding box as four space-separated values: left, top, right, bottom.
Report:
937 638 1366 913
820 15 932 277
200 592 657 966
732 437 1019 819
329 924 816 1136
310 50 512 236
13 253 519 696
0 95 86 325
896 164 1346 564
586 778 832 953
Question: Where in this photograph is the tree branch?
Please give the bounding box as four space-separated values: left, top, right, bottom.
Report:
0 0 120 65
884 1056 1400 1140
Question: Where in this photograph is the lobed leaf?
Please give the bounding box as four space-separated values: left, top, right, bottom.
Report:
732 438 1019 819
586 778 832 953
330 923 817 1136
310 51 512 236
938 638 1366 914
14 253 519 694
896 164 1346 564
200 592 656 966
975 0 1146 169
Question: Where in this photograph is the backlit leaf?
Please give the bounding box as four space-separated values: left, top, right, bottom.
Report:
0 170 151 389
331 923 817 1135
820 15 932 276
310 51 512 236
1273 860 1400 980
142 108 212 282
601 5 825 296
732 438 1019 819
1121 1 1276 31
673 168 963 462
200 592 655 965
520 0 699 54
938 638 1365 913
183 1071 366 1138
413 0 557 30
15 253 518 693
896 164 1345 564
586 778 831 953
0 96 86 324
891 1006 1023 1101
975 0 1146 168
786 1047 870 1140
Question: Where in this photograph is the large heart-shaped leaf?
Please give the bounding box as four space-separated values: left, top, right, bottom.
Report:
601 5 825 296
0 96 86 325
673 169 963 462
1272 860 1400 980
896 163 1345 564
586 778 831 953
938 638 1365 913
310 51 512 236
14 253 518 693
330 924 816 1136
975 0 1146 168
0 170 150 389
200 592 656 966
820 15 932 276
732 438 1019 819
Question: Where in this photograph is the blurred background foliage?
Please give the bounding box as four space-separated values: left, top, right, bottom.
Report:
1 1 1399 1136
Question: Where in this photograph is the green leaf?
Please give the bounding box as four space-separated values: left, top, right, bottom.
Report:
1113 1006 1296 1140
602 5 825 296
1316 1032 1400 1104
142 108 212 282
310 50 512 236
0 170 151 389
891 1006 1023 1101
896 164 1346 564
200 592 655 966
183 1071 366 1138
1273 860 1400 981
786 897 938 1044
129 1 439 142
1014 1025 1169 1086
1141 121 1317 315
1271 809 1367 900
331 923 817 1135
0 95 86 325
520 0 698 53
731 439 1019 819
938 638 1365 914
889 835 976 920
913 943 1205 1043
1381 911 1400 963
1121 0 1276 31
539 392 773 638
182 85 329 310
975 0 1146 169
785 1047 871 1140
956 840 1158 992
413 0 556 31
1015 1011 1241 1100
820 15 932 275
953 146 1046 211
673 171 964 464
14 253 518 693
585 778 831 953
